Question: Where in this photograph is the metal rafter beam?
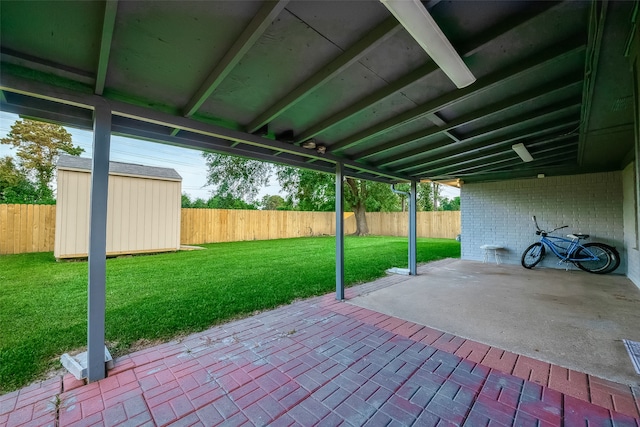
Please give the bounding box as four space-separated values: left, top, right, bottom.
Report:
0 73 412 182
577 0 608 164
432 139 577 175
330 37 585 153
449 154 577 179
110 119 338 175
457 163 612 183
95 0 118 95
426 113 459 142
294 2 561 143
1 97 94 129
459 154 579 177
247 17 401 134
407 122 579 176
376 99 581 168
297 61 439 143
473 149 577 174
404 119 580 175
427 139 578 176
117 122 402 183
183 0 289 118
437 101 578 144
1 48 95 85
353 74 582 160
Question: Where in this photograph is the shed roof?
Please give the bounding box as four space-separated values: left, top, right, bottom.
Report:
57 155 182 181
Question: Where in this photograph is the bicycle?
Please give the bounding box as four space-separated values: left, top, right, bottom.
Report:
521 216 620 274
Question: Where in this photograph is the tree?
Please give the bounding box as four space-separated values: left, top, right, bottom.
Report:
344 178 404 235
202 153 270 202
276 167 336 212
181 193 193 208
206 194 257 209
440 196 461 211
417 182 434 211
275 167 399 235
0 156 41 204
181 192 258 209
260 194 287 210
1 119 82 201
431 182 441 211
203 153 404 235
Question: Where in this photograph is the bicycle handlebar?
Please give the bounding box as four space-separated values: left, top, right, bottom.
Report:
531 216 568 234
532 216 540 231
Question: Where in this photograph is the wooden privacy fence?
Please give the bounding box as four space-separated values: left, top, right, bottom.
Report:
180 209 356 244
1 205 460 254
366 211 460 239
0 204 56 255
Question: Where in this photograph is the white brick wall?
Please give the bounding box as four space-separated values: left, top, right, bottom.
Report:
622 162 640 287
460 172 626 274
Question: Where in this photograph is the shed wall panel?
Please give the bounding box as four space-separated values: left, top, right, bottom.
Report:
55 169 181 258
55 169 91 258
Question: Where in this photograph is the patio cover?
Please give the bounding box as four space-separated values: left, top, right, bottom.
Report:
1 0 637 381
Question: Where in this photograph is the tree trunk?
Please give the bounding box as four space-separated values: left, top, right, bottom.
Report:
344 177 370 236
352 202 369 236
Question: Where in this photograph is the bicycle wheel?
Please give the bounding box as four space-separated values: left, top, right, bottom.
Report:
521 242 545 269
574 243 611 274
588 243 620 274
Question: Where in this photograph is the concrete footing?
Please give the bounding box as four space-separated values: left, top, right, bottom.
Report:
61 347 114 380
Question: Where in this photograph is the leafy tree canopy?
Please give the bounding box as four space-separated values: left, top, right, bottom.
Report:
440 196 461 211
0 156 43 204
0 119 82 203
276 167 336 212
201 152 459 234
202 153 270 202
181 192 258 210
260 194 292 211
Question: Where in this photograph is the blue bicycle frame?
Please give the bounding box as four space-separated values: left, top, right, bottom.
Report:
536 234 600 263
523 216 617 273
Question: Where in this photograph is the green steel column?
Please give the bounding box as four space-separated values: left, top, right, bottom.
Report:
409 180 417 275
87 100 111 382
335 163 344 300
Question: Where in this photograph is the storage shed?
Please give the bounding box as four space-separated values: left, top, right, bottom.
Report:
55 155 182 259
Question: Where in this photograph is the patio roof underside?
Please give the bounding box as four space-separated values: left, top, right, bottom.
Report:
0 0 636 184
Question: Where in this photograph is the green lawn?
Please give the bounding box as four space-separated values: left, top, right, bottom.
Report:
0 236 460 393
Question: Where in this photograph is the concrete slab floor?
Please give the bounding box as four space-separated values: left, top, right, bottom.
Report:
350 259 640 386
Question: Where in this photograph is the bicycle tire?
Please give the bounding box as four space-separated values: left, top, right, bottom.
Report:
521 242 545 269
574 243 611 274
588 243 620 274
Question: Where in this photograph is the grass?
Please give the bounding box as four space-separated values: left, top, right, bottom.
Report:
0 236 460 393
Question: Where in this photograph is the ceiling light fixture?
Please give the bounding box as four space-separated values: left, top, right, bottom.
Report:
380 0 476 88
512 143 534 162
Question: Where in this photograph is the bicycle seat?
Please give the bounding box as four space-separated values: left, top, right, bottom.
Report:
567 233 589 240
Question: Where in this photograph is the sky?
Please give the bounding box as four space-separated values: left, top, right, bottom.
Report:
0 110 459 201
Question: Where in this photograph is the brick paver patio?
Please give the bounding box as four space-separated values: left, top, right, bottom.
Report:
2 261 639 426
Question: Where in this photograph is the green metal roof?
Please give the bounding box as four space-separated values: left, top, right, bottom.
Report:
0 0 636 184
